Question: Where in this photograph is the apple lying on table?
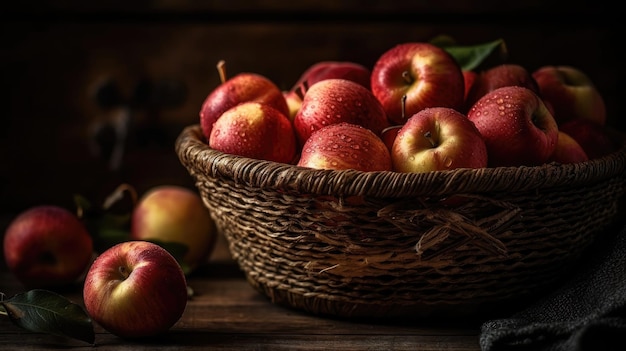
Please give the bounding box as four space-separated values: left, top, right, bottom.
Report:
130 185 218 275
297 122 392 171
83 240 188 339
209 101 298 164
3 205 94 288
547 130 589 164
467 86 558 167
532 65 606 126
370 42 465 125
293 78 389 146
464 63 539 112
199 61 289 141
391 107 488 173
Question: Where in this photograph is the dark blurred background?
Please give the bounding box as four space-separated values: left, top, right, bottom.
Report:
0 1 622 216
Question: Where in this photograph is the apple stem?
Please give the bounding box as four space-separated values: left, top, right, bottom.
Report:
216 60 227 84
424 131 437 147
118 265 131 279
401 95 407 120
103 183 139 210
402 71 413 85
295 81 309 100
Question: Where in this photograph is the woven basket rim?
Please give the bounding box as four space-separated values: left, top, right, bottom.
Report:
176 124 626 198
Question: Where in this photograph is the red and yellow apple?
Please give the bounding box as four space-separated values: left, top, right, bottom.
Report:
293 78 389 146
558 118 620 159
381 125 402 153
532 65 606 126
209 101 298 164
83 241 188 339
391 107 488 173
547 130 589 164
467 86 558 167
297 122 392 171
199 69 289 141
130 185 218 274
3 205 94 288
370 42 465 125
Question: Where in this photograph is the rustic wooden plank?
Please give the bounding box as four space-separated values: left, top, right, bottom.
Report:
0 264 482 350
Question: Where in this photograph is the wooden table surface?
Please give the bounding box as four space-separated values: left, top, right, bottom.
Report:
0 233 484 351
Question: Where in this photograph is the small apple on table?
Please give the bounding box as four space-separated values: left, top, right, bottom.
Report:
83 240 188 339
3 205 94 289
130 185 218 275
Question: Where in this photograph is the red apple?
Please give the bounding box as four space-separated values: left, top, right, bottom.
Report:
462 70 478 103
558 118 620 159
3 205 94 288
391 107 488 173
548 131 589 164
293 78 389 146
297 122 392 171
381 125 402 152
467 86 558 167
209 101 297 164
532 65 606 126
282 89 303 121
290 61 371 92
199 67 289 141
83 241 188 339
130 185 218 275
285 61 371 121
370 42 465 125
464 63 539 112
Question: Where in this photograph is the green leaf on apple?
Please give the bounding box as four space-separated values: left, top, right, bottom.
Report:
430 35 506 71
0 289 95 344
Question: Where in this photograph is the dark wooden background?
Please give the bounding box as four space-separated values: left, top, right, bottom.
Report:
1 1 622 215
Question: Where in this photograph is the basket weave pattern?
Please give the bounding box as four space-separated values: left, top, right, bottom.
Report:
176 125 626 318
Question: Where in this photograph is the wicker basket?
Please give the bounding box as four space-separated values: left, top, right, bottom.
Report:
176 124 626 319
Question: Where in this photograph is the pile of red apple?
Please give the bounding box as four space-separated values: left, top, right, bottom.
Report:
199 42 621 172
2 184 218 340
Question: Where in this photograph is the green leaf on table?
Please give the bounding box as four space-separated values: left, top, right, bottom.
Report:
0 289 95 344
431 36 507 71
75 192 132 253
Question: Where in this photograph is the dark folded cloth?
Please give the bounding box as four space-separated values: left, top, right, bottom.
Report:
479 223 626 351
